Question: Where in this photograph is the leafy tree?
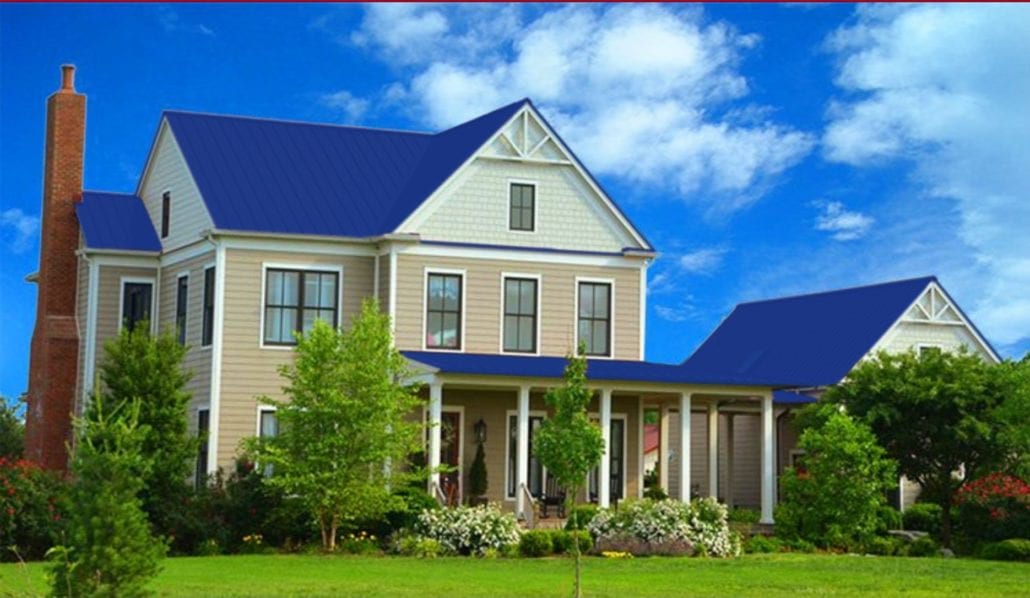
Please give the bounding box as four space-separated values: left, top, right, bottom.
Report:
244 299 424 551
991 356 1030 480
99 323 196 542
777 407 897 549
534 351 604 598
467 442 488 503
0 397 24 459
826 348 1017 545
49 393 164 597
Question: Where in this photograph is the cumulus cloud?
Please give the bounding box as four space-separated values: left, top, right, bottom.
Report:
320 90 370 122
345 3 813 213
678 248 728 274
813 200 874 241
823 4 1030 348
0 208 39 254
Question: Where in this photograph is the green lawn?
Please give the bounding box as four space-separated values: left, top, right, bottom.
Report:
1 553 1027 597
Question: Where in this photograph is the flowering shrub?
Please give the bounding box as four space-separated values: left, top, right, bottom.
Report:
0 457 66 561
588 498 739 557
412 504 520 556
954 473 1030 543
338 530 379 555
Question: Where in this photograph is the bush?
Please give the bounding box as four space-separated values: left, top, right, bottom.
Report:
954 473 1030 544
876 506 903 533
744 535 781 554
550 530 592 555
863 536 905 556
394 535 444 558
908 536 940 558
588 498 738 557
371 485 440 540
980 539 1030 562
783 538 817 553
519 530 554 557
337 531 380 555
412 504 520 556
564 504 599 531
903 503 943 537
728 508 761 524
0 457 67 562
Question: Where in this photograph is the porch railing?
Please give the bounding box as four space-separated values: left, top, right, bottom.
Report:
519 483 537 529
430 481 447 507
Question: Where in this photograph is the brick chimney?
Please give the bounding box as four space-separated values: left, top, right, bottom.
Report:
24 65 86 470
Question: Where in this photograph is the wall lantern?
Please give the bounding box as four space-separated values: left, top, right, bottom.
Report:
474 418 487 445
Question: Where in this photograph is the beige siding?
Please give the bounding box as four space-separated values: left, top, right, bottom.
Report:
393 253 642 359
139 124 213 252
157 251 215 419
215 248 375 468
92 264 159 378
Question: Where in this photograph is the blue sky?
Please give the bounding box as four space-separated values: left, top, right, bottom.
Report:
2 4 1028 404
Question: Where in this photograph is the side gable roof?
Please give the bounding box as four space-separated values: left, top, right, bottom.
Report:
75 191 161 252
679 277 938 388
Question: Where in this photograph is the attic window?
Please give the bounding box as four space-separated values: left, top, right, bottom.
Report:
509 183 535 232
161 191 171 239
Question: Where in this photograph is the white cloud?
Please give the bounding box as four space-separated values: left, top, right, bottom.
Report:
823 4 1030 348
321 90 370 122
348 4 813 213
655 303 700 323
678 248 727 274
0 208 39 254
813 200 874 241
157 7 214 37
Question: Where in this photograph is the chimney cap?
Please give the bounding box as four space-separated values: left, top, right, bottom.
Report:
60 64 75 93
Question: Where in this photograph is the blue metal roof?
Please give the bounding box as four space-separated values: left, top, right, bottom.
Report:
680 277 937 388
163 100 526 238
76 191 161 252
403 351 793 387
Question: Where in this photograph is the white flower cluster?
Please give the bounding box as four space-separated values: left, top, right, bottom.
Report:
413 504 520 556
588 498 739 558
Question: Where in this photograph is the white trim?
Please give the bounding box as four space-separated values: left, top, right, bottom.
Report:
388 246 398 336
506 179 538 234
679 393 691 503
160 239 214 268
255 404 278 436
81 257 100 407
257 262 345 350
498 272 542 356
637 398 645 499
916 343 942 355
218 235 377 258
206 244 226 474
87 254 159 268
422 403 466 503
396 241 647 269
373 253 380 300
574 276 616 359
175 271 190 343
588 408 629 505
160 187 172 242
117 276 157 334
639 264 648 360
505 406 548 502
421 267 467 352
760 391 775 524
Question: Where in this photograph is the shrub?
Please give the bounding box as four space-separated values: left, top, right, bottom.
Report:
551 530 592 555
980 539 1030 562
371 485 440 540
468 442 488 502
863 536 903 556
394 535 444 558
728 508 761 524
337 531 380 555
0 457 67 562
588 498 738 557
519 530 554 557
903 503 943 537
744 535 781 554
643 485 669 501
783 538 817 553
412 504 520 556
564 504 599 531
908 536 940 558
954 473 1030 544
876 506 903 533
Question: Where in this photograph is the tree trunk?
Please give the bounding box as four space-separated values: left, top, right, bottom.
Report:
569 490 581 598
940 500 952 548
328 516 338 552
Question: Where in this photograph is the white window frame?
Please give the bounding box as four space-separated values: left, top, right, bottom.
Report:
589 411 629 502
421 267 467 352
574 276 616 359
504 408 548 501
255 405 279 437
258 262 345 350
422 404 465 503
118 275 157 334
916 343 943 355
499 272 542 355
200 262 216 350
506 179 538 234
175 271 190 344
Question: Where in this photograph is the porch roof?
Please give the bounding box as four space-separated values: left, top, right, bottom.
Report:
402 350 797 388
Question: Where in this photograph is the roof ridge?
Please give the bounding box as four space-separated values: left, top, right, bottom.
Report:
162 109 435 136
737 275 936 307
81 189 139 198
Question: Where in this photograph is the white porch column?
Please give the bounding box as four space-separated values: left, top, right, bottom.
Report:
678 392 692 503
659 403 670 491
760 391 775 524
707 401 719 500
428 382 443 493
516 385 530 517
725 414 735 509
599 388 612 508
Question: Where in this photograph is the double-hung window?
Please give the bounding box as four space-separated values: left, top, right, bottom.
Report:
175 275 188 345
509 183 535 231
121 281 152 332
202 267 215 347
577 281 612 356
425 272 462 350
263 269 339 345
258 408 278 476
503 277 537 353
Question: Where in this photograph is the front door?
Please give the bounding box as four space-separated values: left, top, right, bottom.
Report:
439 411 462 506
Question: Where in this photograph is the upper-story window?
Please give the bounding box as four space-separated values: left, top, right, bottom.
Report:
121 280 153 332
577 281 611 357
426 272 463 350
503 277 538 353
202 266 215 347
509 183 535 232
161 191 171 239
176 274 188 345
263 269 339 346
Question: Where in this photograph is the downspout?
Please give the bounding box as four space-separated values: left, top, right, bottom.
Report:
202 231 224 475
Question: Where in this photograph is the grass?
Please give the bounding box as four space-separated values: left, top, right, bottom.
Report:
1 553 1027 597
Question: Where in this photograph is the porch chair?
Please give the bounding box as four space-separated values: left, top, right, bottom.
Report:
540 477 566 518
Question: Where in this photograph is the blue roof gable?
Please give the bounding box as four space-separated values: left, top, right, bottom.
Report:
75 191 161 252
679 277 937 388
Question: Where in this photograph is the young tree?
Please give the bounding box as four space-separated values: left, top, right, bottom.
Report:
534 351 604 598
0 397 24 459
99 323 196 541
826 348 1015 545
49 393 164 597
244 299 424 551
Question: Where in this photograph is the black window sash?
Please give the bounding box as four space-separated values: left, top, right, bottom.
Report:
425 273 462 349
176 276 188 345
503 277 537 353
507 414 546 498
195 409 209 489
509 183 535 231
161 191 170 239
122 282 152 331
202 267 215 346
578 282 611 356
263 269 339 346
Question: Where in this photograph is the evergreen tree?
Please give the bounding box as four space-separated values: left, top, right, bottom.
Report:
468 442 488 502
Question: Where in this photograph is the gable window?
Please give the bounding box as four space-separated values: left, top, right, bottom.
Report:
176 274 188 345
195 409 209 489
425 272 462 350
578 281 611 356
202 266 215 347
263 269 339 346
509 183 535 232
161 191 171 239
503 277 538 353
121 281 153 332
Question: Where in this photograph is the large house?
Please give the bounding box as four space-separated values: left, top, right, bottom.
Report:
24 66 997 525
